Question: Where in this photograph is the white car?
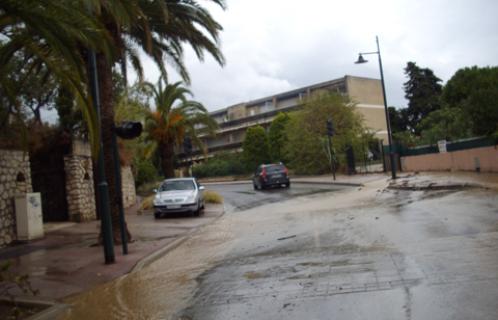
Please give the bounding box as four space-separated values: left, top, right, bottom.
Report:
153 178 205 218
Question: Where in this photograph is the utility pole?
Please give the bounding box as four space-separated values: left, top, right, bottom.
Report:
326 119 336 181
355 36 396 179
183 137 193 176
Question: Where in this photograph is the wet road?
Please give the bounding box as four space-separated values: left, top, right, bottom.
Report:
60 178 498 320
178 186 498 320
205 182 347 213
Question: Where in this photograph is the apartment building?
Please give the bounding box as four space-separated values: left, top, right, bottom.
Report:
187 75 388 161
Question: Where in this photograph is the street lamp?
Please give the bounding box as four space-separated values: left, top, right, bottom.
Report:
355 36 397 179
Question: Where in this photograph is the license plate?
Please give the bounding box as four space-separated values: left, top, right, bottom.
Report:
168 205 181 209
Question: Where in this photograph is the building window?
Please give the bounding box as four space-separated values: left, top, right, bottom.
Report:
261 101 274 113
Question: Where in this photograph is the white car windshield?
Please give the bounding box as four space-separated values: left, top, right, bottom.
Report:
159 180 196 191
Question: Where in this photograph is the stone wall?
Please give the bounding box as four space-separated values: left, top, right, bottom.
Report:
121 166 136 208
0 150 33 247
64 141 96 222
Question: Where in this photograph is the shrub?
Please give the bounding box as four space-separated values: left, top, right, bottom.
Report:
193 152 248 178
135 159 159 187
203 190 223 204
139 195 154 211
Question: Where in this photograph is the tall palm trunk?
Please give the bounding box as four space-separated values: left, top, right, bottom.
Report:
160 141 176 178
96 52 132 243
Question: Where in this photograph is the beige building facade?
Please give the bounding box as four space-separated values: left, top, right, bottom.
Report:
189 75 388 160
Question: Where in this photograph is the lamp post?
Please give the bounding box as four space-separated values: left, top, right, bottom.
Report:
355 36 397 179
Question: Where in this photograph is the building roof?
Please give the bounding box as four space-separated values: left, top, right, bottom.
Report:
208 75 379 115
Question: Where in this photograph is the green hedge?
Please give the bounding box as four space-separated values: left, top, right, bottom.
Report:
193 153 249 178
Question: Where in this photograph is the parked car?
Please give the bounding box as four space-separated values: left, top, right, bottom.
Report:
253 163 290 190
153 178 205 218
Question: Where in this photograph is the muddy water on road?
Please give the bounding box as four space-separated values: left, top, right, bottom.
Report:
59 220 237 319
58 183 379 319
59 180 498 320
179 187 498 320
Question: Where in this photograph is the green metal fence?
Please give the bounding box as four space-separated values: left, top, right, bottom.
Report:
386 136 497 157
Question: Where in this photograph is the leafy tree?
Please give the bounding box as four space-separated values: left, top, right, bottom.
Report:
55 87 86 137
284 92 365 174
113 85 154 182
443 66 498 136
268 112 290 163
392 131 418 148
143 80 217 178
0 52 58 124
403 61 443 133
418 107 473 145
242 126 270 171
388 106 409 134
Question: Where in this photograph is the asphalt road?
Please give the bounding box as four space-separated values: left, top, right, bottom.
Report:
205 182 348 213
61 176 498 320
177 184 498 320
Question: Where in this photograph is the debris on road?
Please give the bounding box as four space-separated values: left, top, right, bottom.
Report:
387 175 486 191
277 235 297 241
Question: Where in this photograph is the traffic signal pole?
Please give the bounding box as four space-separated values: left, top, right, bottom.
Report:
111 127 128 254
112 121 142 254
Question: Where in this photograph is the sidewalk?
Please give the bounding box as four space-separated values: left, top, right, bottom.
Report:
0 202 224 301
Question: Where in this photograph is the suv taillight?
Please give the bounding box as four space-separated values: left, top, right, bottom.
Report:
283 167 288 176
261 167 267 179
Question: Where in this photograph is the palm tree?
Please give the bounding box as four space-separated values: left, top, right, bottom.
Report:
92 0 225 242
143 79 217 178
0 0 115 152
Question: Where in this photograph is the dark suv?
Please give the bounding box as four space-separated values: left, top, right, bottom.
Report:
253 163 290 190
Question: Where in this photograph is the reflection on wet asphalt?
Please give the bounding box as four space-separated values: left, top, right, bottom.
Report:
61 182 498 320
179 188 498 320
207 182 345 213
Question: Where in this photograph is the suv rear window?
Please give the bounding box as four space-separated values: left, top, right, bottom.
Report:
266 164 286 173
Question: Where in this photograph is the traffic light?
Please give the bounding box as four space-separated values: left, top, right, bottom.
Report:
114 121 142 140
183 137 192 155
326 119 334 137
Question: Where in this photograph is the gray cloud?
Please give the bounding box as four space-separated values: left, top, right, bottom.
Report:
135 0 498 111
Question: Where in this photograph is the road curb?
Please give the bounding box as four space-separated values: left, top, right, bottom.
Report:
131 204 226 273
203 179 363 187
0 296 70 320
202 180 251 186
131 236 189 273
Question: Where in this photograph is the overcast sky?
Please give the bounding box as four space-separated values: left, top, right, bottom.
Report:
137 0 498 111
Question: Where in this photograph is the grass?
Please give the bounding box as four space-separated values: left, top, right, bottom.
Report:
139 195 154 212
203 190 223 204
